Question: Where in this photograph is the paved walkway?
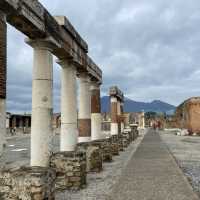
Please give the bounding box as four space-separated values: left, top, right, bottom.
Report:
109 129 199 200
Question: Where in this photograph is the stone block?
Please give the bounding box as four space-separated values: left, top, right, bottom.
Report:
50 151 86 191
0 166 56 200
78 142 103 173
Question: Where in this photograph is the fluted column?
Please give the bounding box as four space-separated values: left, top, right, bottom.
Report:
78 73 91 142
0 11 7 153
58 59 78 151
111 96 118 135
26 39 54 167
91 81 102 140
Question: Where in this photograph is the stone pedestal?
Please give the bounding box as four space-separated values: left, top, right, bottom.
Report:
50 151 86 191
0 167 56 200
78 142 102 173
111 135 119 156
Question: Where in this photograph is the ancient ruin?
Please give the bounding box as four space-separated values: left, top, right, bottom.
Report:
0 1 138 199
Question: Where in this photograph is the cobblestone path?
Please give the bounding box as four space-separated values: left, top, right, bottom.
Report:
109 129 199 200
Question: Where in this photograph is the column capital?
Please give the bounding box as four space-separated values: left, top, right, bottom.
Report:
25 37 59 52
56 58 76 69
78 72 91 83
90 80 101 90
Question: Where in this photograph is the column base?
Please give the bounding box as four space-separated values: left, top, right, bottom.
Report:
111 135 120 155
78 142 103 173
78 137 91 143
50 151 86 191
0 166 56 200
91 139 113 162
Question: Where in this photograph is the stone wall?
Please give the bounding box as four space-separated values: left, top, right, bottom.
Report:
0 166 55 200
78 142 103 173
50 151 86 191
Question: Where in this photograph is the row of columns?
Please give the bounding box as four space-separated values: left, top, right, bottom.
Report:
27 40 102 167
0 11 103 164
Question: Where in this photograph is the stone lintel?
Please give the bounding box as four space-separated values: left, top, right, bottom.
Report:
54 16 88 52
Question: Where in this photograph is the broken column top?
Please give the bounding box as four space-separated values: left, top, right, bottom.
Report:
109 86 124 101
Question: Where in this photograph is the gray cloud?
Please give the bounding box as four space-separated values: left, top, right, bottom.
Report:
6 0 200 113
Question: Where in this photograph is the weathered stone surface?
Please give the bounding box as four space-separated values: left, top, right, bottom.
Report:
78 119 91 137
0 166 56 200
78 143 103 173
0 13 7 99
50 151 86 191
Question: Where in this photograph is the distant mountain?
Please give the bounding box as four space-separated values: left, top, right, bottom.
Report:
101 96 176 113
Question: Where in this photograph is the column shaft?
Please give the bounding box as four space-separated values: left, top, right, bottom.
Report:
30 42 53 167
60 60 78 151
117 100 121 134
0 11 7 152
111 96 118 135
91 82 102 140
78 73 91 142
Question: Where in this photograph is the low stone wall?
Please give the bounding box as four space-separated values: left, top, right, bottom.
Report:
0 166 55 200
50 151 86 191
78 143 103 173
111 135 120 155
89 139 113 162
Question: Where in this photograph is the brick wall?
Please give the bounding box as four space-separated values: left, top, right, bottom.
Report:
0 16 7 99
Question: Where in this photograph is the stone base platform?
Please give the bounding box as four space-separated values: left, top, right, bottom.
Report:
50 151 86 191
0 166 55 200
89 139 113 162
78 143 103 173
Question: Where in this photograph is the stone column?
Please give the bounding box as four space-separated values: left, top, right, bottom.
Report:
111 96 118 135
117 100 121 134
58 59 78 151
78 73 91 142
91 81 102 140
142 111 145 128
26 39 54 167
0 11 7 152
120 102 124 133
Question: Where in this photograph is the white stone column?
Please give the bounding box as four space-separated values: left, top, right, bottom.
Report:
120 102 124 133
111 96 118 135
78 73 91 142
91 82 102 140
58 59 78 151
142 111 145 129
26 39 54 167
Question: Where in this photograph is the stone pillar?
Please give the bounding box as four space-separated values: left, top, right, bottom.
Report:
78 73 91 142
142 111 145 129
111 96 118 135
0 11 7 152
120 102 124 133
26 39 54 167
91 81 102 140
117 100 121 134
58 59 78 151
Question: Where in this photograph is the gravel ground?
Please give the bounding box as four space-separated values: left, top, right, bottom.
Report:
160 130 200 197
56 130 146 200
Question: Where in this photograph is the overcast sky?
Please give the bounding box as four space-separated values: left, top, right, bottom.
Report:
6 0 200 113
